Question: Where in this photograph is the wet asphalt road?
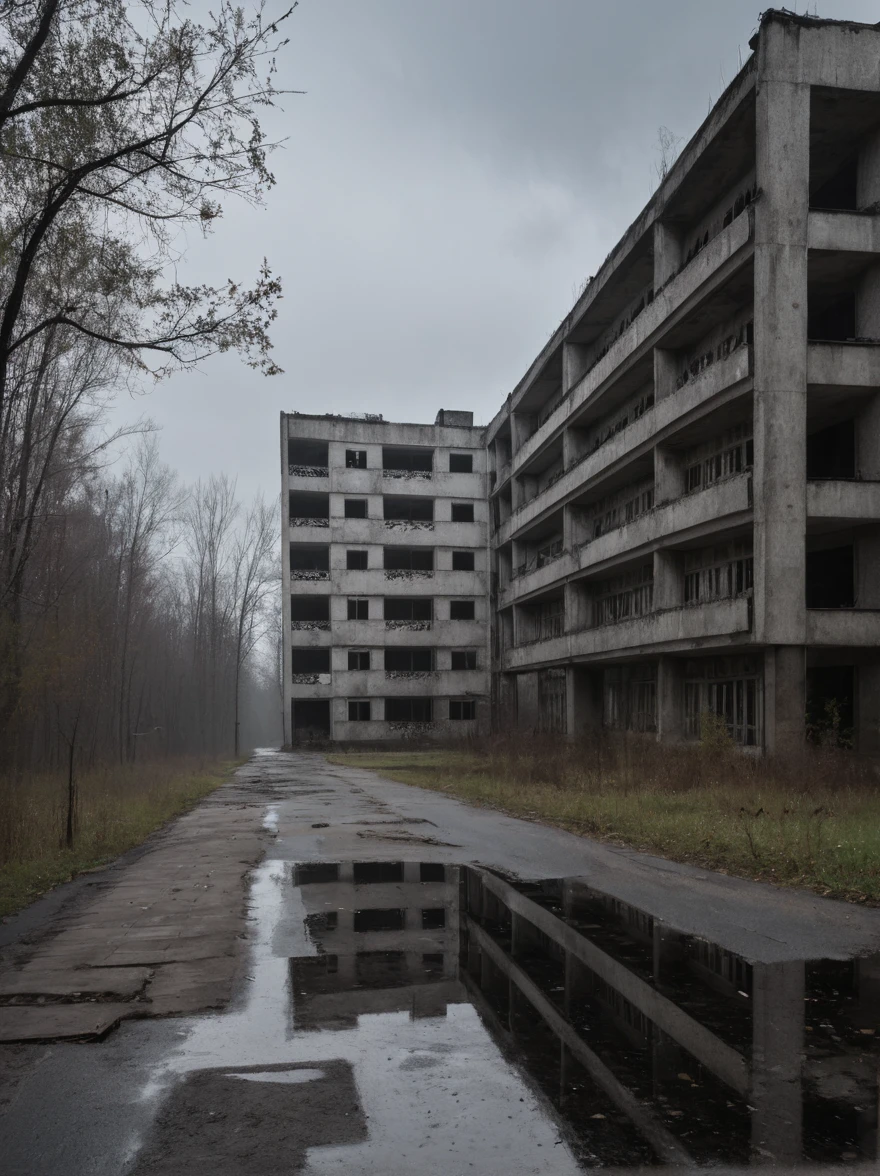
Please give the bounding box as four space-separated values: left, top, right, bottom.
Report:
2 748 880 1175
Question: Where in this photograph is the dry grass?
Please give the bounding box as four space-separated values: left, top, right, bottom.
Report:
0 757 238 917
329 732 880 903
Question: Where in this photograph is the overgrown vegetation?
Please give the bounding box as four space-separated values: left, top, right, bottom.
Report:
0 757 237 917
329 734 880 903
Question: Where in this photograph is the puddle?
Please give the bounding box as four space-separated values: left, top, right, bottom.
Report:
131 862 880 1173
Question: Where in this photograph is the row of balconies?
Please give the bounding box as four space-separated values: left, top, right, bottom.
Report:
290 669 486 697
289 618 485 647
288 466 485 498
495 208 880 492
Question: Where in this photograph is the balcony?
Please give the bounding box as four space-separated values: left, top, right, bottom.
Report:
509 211 754 477
291 569 330 582
503 596 751 670
807 341 880 389
288 464 329 480
807 479 880 522
807 209 880 255
806 609 880 646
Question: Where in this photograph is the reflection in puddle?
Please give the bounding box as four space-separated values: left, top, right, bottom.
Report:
134 861 880 1173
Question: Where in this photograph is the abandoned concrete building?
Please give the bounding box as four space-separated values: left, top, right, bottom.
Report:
284 11 880 753
281 410 488 742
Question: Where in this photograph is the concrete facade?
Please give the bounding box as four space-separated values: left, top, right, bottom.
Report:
281 410 488 743
282 13 880 754
486 11 880 755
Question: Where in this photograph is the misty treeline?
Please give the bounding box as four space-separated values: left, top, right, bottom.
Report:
0 0 297 775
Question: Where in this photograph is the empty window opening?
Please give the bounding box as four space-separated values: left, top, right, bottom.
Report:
685 428 753 494
348 699 371 721
290 491 329 520
684 657 761 746
384 597 432 621
345 449 367 469
384 496 433 522
684 546 753 604
291 596 330 622
346 549 368 570
353 908 404 932
384 547 433 571
538 668 566 734
526 597 564 641
451 502 474 523
344 498 368 519
383 446 433 473
289 439 328 469
806 666 855 747
603 664 656 734
291 648 330 674
385 697 433 722
449 453 473 473
452 550 475 571
353 861 403 883
594 566 654 627
449 699 476 721
348 650 370 670
422 953 444 975
347 598 369 620
421 908 446 930
295 862 339 885
385 648 435 672
292 698 331 738
290 545 330 572
355 951 406 989
450 599 475 621
451 650 477 670
806 546 855 608
420 863 445 882
807 420 856 479
810 155 858 211
808 291 856 342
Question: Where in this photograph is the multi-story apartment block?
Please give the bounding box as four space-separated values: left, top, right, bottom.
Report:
283 12 880 755
281 410 488 743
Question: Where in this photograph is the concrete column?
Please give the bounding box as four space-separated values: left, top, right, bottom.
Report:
752 33 810 650
654 444 684 505
764 646 806 757
858 662 880 754
653 220 682 290
653 549 681 610
857 531 880 608
657 657 684 742
856 394 880 479
857 126 880 210
857 264 880 341
751 961 805 1165
563 341 590 394
653 347 678 403
511 412 532 455
565 665 602 737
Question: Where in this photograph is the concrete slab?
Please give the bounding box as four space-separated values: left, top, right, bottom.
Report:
0 1003 133 1042
0 967 150 1001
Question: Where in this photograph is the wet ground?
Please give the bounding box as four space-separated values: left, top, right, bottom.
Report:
1 749 879 1173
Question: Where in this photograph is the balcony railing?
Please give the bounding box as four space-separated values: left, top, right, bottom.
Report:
288 464 329 478
290 620 330 631
385 670 438 680
385 619 432 631
383 468 432 480
384 569 434 580
290 516 330 528
291 569 330 581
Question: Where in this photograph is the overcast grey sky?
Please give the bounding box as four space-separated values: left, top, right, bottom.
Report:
110 1 880 504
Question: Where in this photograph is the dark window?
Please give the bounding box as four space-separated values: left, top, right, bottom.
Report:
421 908 446 930
806 666 855 745
295 862 339 885
385 697 433 722
449 699 476 721
355 951 406 988
348 700 371 721
806 546 855 608
292 648 330 673
384 597 432 621
384 546 433 571
353 909 404 932
450 600 475 620
449 453 473 473
353 861 403 883
292 698 331 736
384 496 433 521
810 155 858 211
807 420 856 479
347 549 368 570
290 545 330 571
452 550 474 571
422 952 444 975
291 596 330 622
345 449 367 469
383 446 433 472
289 439 328 467
385 648 434 672
451 502 474 523
345 498 368 519
347 598 369 620
420 863 445 882
289 491 329 519
348 650 370 670
451 650 477 670
808 291 856 342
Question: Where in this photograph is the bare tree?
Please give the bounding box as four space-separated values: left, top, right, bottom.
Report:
230 494 277 756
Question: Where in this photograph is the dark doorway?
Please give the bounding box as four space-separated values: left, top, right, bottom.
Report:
806 666 854 747
292 699 331 740
807 420 855 479
806 546 855 608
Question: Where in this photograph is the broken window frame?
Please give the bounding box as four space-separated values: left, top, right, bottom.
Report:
448 699 476 721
